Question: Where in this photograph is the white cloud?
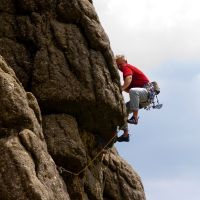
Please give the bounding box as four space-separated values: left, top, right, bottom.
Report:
95 0 200 28
94 0 200 68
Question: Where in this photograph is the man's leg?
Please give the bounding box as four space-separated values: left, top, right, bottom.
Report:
128 88 149 124
117 124 129 142
117 110 130 142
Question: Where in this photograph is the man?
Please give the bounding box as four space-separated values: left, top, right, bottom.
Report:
116 55 151 142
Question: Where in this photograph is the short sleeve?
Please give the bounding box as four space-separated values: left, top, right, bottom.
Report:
122 66 133 78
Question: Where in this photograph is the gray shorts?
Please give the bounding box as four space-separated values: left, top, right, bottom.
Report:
126 87 149 113
121 87 150 132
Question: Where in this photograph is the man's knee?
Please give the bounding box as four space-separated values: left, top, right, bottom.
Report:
130 89 139 98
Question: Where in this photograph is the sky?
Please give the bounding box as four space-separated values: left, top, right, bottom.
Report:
93 1 200 200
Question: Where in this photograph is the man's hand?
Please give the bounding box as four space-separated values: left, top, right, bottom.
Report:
124 88 130 93
121 75 132 91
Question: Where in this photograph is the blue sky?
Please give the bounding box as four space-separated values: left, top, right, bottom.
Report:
94 1 200 199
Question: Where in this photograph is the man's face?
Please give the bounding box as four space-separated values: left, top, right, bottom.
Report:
116 59 126 69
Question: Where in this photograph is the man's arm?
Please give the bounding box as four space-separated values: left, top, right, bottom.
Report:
121 75 132 91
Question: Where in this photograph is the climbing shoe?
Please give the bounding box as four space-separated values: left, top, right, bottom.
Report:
127 115 138 124
117 134 130 142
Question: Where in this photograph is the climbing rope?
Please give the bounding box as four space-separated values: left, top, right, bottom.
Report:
58 131 118 176
57 126 125 200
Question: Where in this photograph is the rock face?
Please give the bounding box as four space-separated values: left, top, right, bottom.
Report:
0 56 69 200
0 0 126 137
0 1 146 200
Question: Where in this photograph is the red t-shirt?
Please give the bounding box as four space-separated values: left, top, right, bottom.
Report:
120 63 150 89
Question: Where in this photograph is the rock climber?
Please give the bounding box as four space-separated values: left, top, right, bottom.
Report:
115 55 151 142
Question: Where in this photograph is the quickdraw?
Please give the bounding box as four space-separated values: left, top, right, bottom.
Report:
144 82 163 110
